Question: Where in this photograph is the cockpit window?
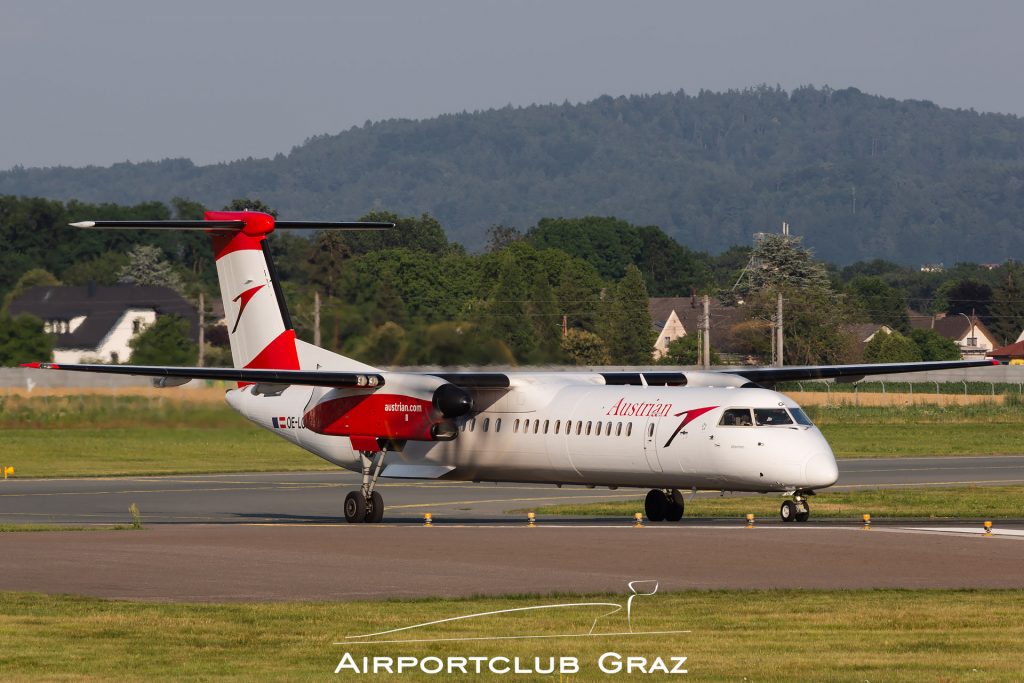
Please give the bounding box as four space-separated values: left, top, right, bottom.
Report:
789 407 814 426
719 408 753 426
754 408 793 426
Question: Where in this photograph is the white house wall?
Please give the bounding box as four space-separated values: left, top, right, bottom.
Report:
53 309 156 364
652 310 687 360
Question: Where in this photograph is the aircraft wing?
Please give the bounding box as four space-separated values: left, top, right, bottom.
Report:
19 362 385 388
719 359 999 385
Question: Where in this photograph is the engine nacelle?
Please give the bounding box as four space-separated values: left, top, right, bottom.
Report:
302 373 472 449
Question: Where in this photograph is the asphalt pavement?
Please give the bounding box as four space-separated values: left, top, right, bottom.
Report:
0 455 1022 526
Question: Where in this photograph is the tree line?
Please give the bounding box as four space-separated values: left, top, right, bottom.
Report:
1 195 1022 367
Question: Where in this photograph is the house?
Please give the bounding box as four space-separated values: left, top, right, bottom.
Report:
648 296 749 362
909 312 998 360
8 284 197 364
987 341 1024 365
849 323 894 345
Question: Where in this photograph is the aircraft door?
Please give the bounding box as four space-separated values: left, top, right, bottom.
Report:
643 417 663 472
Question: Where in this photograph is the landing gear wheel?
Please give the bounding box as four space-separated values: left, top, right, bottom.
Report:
780 500 797 523
645 489 668 522
795 500 810 523
344 491 367 524
365 491 384 523
665 489 685 522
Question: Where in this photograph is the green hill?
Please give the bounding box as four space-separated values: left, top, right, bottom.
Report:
3 85 1024 264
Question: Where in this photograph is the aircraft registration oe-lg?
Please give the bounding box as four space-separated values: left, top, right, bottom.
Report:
22 212 997 523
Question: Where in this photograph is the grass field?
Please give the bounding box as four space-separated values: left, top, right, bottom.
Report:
527 485 1024 520
0 590 1021 681
0 393 1021 477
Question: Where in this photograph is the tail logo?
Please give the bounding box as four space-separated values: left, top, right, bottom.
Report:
231 284 266 333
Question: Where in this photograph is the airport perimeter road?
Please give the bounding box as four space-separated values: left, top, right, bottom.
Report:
0 455 1022 526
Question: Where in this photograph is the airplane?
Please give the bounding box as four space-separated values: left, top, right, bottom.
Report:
22 211 998 524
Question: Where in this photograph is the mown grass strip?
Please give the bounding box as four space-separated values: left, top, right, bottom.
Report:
0 428 334 478
0 590 1021 681
527 485 1024 520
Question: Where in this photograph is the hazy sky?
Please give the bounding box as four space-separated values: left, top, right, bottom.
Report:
2 1 1022 170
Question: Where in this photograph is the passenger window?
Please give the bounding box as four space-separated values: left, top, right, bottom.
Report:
543 420 549 434
647 423 655 437
533 420 540 434
719 409 753 426
616 422 622 436
606 421 612 435
595 422 602 436
586 421 592 435
555 420 561 434
495 418 502 432
754 408 793 426
576 422 583 435
470 418 476 432
482 418 490 432
626 423 632 437
513 419 520 433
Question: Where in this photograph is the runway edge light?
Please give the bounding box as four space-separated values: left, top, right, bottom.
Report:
423 513 433 527
2 466 13 479
863 513 871 530
633 512 644 528
745 513 755 529
983 520 993 536
527 512 536 528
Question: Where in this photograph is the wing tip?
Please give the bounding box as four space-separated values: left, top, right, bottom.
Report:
69 221 95 228
20 362 57 369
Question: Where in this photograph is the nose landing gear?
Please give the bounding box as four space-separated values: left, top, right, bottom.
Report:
644 489 685 522
780 493 811 523
344 451 386 523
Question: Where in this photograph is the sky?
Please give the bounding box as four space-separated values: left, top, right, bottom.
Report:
2 0 1023 170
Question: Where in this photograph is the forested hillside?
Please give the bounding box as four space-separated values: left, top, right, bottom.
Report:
3 86 1024 265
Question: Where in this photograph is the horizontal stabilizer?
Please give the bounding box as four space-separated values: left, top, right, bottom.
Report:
69 219 394 232
20 362 385 389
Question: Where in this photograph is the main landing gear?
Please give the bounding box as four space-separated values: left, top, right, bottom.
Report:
780 493 811 523
344 451 386 523
644 489 685 522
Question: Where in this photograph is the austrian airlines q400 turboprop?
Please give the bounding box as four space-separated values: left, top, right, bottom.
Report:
23 212 997 523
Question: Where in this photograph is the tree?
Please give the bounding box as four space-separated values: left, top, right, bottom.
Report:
560 329 611 365
0 314 53 365
730 233 857 364
932 279 992 319
909 329 962 361
345 212 450 255
2 268 60 313
479 251 536 362
732 233 831 296
602 265 656 364
989 264 1024 345
61 252 129 287
847 276 910 332
355 322 408 365
658 334 721 366
117 245 185 294
863 330 922 363
305 231 352 299
172 197 207 220
222 198 277 217
485 224 522 252
128 315 197 365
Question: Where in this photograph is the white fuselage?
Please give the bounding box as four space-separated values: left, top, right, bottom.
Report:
226 378 839 494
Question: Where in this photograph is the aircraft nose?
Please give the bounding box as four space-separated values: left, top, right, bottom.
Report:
803 452 839 488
